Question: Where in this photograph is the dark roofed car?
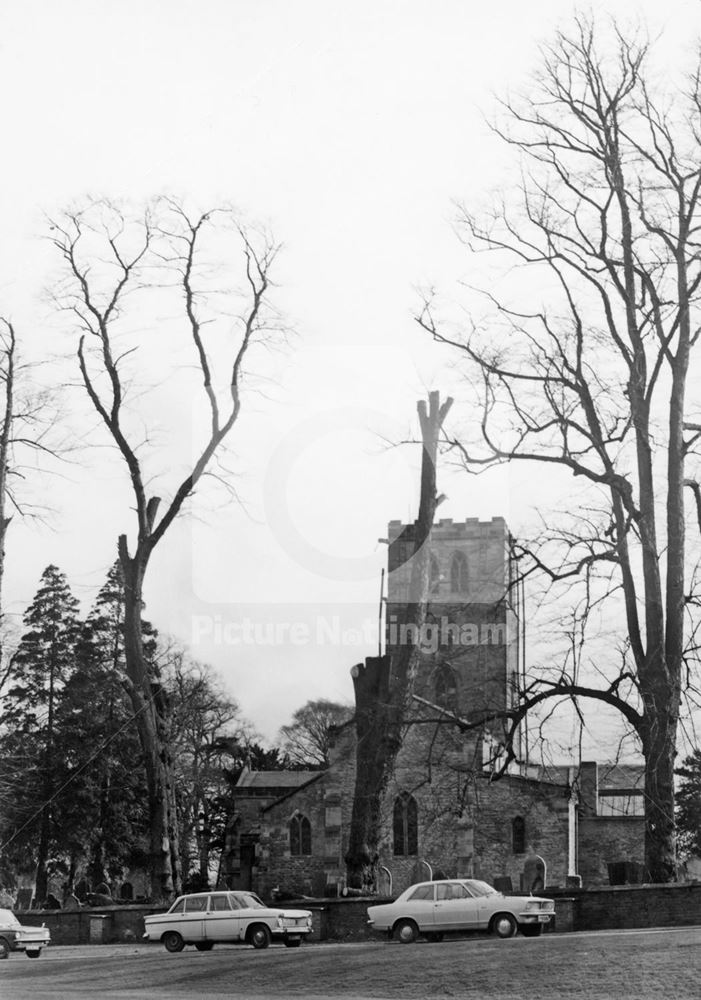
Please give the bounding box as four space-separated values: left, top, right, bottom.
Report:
0 909 50 958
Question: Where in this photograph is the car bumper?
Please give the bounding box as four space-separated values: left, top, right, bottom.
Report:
519 913 553 924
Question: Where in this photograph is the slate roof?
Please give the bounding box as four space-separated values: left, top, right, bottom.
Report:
235 769 320 790
596 763 645 791
537 761 644 791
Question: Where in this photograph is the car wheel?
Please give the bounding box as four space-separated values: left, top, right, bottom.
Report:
491 913 518 939
162 931 185 953
521 924 543 938
425 932 444 943
284 937 302 948
194 942 214 951
248 924 272 950
0 939 9 960
393 919 419 944
26 950 41 958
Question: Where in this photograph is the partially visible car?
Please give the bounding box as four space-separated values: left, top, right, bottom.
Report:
143 890 313 952
0 909 50 958
367 879 555 943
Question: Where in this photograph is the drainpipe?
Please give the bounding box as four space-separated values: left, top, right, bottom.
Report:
567 766 578 877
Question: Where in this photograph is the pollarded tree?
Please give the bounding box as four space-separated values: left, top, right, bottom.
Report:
0 565 80 901
419 17 701 881
51 199 281 901
345 392 452 890
278 698 353 768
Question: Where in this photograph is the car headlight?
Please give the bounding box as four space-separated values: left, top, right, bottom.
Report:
277 915 284 928
523 901 540 912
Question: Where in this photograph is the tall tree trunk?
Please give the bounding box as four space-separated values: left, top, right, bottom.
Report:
35 636 57 905
640 708 678 882
120 542 182 902
345 392 452 890
0 323 15 682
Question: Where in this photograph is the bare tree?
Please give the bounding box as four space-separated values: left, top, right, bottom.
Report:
418 17 701 881
161 644 243 890
51 198 281 900
0 319 64 690
278 698 353 768
345 391 452 890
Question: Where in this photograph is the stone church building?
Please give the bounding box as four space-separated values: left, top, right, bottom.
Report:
224 517 645 898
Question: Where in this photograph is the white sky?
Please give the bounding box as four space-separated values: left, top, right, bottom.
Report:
1 0 699 748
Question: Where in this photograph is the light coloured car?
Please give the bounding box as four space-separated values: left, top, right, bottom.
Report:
367 879 555 942
143 890 313 952
0 909 51 958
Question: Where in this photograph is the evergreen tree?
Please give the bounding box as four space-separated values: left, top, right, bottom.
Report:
676 750 701 861
54 562 149 889
0 565 79 901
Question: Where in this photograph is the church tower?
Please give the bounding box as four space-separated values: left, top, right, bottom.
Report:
386 517 522 756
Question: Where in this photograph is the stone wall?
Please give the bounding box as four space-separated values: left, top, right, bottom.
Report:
16 904 168 945
546 882 701 931
257 724 357 899
577 815 646 886
471 774 570 889
18 884 701 944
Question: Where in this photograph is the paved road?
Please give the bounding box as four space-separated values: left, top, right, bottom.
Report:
2 926 701 1000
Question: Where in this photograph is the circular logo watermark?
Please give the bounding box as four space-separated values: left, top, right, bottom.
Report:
263 405 433 581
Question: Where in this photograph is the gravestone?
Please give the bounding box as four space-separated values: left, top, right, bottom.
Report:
15 887 33 911
493 876 513 893
522 855 546 892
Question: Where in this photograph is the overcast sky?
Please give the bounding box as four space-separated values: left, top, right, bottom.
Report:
1 0 699 749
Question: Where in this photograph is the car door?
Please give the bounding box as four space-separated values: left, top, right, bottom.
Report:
180 894 208 942
204 893 241 942
433 882 478 931
403 882 437 931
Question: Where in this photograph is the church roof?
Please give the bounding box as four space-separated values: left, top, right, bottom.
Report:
536 761 644 790
596 763 645 790
235 769 320 790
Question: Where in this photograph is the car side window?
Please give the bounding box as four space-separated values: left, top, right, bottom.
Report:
437 883 470 900
210 894 232 911
169 899 185 914
408 884 435 901
184 896 208 912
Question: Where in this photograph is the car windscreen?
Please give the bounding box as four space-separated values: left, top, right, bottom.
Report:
0 909 19 926
464 880 498 897
232 892 265 909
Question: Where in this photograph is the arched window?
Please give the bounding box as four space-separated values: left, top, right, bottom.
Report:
289 813 312 856
429 555 441 594
512 815 526 854
450 551 469 593
434 664 457 707
393 792 418 856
